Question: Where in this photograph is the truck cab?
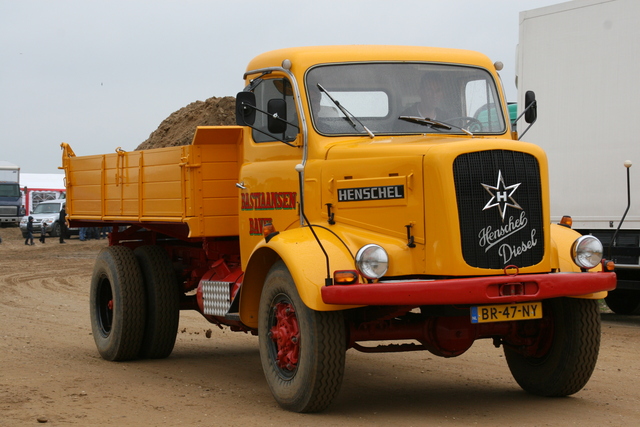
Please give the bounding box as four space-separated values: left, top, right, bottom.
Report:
0 161 24 225
235 47 595 315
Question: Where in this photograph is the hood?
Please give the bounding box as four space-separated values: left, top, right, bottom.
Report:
319 135 549 276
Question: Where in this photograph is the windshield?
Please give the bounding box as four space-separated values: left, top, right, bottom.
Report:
33 202 61 214
306 62 506 135
0 183 20 197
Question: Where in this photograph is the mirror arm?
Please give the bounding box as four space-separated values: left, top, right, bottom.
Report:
513 100 537 126
247 103 300 130
516 100 537 140
249 126 297 147
239 103 298 147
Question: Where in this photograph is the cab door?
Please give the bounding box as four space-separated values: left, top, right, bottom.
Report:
238 77 303 266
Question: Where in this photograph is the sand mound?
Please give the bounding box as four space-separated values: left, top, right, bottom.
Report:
135 96 236 151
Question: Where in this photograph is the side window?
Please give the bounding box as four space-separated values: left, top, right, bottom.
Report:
252 78 299 143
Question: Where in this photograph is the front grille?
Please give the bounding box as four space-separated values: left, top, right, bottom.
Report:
453 150 544 269
0 206 18 216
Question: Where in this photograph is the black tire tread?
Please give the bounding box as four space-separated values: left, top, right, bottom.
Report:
90 246 146 361
134 245 180 359
505 297 600 396
605 290 640 315
259 261 346 413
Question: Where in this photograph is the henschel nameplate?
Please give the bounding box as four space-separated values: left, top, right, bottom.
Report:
338 185 405 202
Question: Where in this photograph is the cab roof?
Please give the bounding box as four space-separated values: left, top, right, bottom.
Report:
244 45 497 78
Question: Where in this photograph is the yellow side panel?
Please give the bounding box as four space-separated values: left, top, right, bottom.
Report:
63 126 244 238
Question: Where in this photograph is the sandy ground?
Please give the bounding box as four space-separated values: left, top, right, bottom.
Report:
1 225 639 426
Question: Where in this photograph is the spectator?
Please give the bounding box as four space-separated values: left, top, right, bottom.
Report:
59 204 67 244
39 220 47 243
25 216 34 246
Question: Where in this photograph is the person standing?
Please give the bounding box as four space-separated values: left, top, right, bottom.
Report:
39 219 47 243
59 203 67 244
25 216 34 245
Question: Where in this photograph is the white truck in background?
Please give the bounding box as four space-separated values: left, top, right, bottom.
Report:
517 0 640 314
0 161 25 225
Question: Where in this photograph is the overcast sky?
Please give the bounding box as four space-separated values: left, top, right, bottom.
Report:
1 0 561 175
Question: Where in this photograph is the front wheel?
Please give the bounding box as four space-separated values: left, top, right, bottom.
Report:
258 261 346 413
504 297 600 396
50 222 61 237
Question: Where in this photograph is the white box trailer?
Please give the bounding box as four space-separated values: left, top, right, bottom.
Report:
0 161 20 183
517 0 640 313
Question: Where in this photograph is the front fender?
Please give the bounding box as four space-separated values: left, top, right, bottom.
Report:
239 227 359 328
550 223 609 299
550 223 582 273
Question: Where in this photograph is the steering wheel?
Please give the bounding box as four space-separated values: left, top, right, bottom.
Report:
446 116 483 133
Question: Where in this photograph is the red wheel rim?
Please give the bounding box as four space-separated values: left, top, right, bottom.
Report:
269 300 300 376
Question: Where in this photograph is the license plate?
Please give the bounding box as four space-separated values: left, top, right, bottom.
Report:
470 302 542 324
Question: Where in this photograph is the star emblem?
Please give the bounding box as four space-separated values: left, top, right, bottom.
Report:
481 170 522 221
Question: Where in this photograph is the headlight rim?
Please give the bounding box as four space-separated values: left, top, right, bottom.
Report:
571 235 604 269
355 243 389 280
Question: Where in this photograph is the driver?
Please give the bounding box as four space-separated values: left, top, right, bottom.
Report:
413 73 451 120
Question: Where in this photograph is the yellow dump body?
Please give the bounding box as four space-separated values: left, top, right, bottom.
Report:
61 126 243 239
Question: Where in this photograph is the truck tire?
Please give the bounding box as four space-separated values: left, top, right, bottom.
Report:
90 246 146 361
258 261 346 413
604 290 640 315
504 297 600 396
134 245 180 359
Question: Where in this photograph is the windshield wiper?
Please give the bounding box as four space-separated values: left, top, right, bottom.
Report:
398 115 472 136
317 83 375 138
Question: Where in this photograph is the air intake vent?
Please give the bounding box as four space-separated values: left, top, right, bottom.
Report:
453 150 544 269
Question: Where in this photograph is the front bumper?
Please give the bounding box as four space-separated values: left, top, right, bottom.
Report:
1 216 20 223
20 222 50 233
321 271 617 306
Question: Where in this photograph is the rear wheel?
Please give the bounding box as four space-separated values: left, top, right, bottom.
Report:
134 245 180 359
504 297 600 396
259 261 346 413
604 290 640 315
90 246 146 361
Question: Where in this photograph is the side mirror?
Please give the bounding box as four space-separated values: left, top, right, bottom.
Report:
236 92 256 126
267 99 287 134
524 90 537 124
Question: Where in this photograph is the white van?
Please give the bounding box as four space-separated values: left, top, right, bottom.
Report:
19 200 74 238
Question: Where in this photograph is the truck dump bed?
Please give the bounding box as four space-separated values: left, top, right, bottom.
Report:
61 126 242 238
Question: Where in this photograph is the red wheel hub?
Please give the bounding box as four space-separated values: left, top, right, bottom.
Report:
270 302 300 370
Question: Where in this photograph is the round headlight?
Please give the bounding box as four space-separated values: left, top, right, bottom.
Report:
571 235 603 269
355 244 389 279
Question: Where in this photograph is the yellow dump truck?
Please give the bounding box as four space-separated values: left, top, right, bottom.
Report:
61 45 616 413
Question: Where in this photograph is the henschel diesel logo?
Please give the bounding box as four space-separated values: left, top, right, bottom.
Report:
481 170 522 222
479 170 538 265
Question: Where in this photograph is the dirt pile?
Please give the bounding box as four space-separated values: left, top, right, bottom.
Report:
135 96 236 151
